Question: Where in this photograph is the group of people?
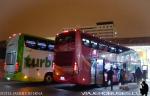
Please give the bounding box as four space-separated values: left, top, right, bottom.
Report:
104 66 148 90
104 66 126 91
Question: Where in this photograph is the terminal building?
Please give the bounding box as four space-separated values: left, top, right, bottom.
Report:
80 21 117 38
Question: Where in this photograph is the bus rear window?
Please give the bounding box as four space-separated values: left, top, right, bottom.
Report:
56 32 75 44
6 52 16 65
55 51 74 66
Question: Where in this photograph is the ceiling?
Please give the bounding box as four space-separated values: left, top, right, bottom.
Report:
0 0 150 40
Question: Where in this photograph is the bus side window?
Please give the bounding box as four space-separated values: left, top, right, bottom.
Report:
91 41 98 49
108 47 116 53
25 40 37 49
98 43 105 50
48 44 54 51
37 41 47 50
82 38 91 47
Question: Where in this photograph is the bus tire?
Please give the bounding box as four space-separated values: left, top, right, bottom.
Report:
44 72 53 83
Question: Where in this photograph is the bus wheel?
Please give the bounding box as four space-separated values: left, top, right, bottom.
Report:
44 73 53 83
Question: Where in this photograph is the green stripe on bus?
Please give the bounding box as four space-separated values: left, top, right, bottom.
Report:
17 35 24 72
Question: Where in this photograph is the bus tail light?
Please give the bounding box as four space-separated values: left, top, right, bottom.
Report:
15 62 19 72
52 62 55 70
73 62 78 73
82 78 85 81
4 62 7 71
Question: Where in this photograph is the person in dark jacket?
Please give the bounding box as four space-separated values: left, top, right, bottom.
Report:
119 69 124 85
140 81 149 96
135 67 143 84
107 66 114 91
104 69 108 88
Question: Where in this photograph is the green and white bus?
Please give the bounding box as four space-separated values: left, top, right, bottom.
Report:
4 33 54 82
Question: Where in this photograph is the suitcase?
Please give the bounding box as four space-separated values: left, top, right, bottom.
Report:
119 85 129 91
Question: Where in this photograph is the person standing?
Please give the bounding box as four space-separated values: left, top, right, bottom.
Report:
104 69 108 88
119 69 127 90
107 66 114 91
119 69 124 85
135 67 143 84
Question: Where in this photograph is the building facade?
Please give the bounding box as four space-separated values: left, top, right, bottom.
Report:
81 21 116 38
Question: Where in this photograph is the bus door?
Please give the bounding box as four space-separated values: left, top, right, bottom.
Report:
91 59 96 84
142 65 148 80
91 59 104 84
5 52 17 73
96 59 104 84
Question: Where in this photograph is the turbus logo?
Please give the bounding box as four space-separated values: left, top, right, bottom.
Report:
24 55 52 68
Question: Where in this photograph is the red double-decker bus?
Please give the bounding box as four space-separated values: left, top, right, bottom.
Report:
53 29 140 85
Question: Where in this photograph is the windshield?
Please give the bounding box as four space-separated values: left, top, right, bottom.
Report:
55 31 75 45
6 52 16 65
